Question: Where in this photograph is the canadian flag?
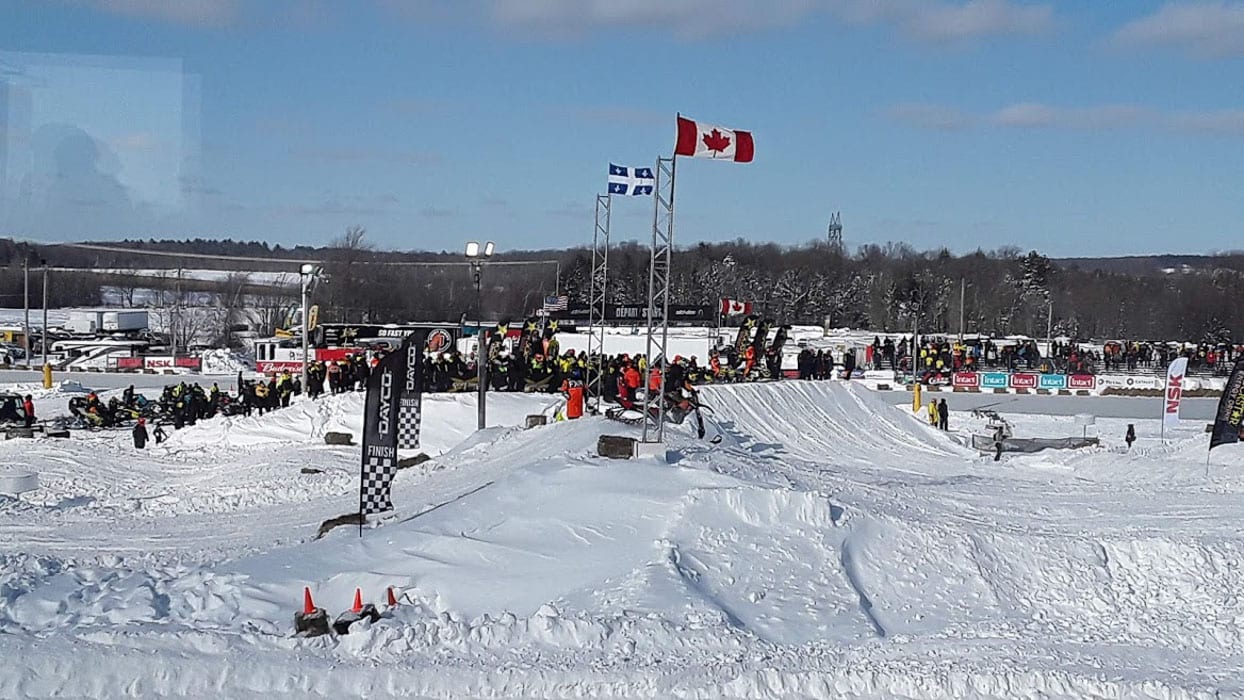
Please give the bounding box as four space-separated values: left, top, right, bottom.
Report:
675 115 754 163
720 298 753 316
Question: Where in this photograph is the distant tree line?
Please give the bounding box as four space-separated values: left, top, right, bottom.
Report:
1 232 1242 343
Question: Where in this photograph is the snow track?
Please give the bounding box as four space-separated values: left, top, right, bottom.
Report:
4 380 1244 697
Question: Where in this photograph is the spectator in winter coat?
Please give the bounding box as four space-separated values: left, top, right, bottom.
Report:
928 400 939 428
938 398 948 431
133 418 149 449
22 395 34 428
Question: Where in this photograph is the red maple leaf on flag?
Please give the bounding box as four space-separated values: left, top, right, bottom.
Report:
702 128 731 153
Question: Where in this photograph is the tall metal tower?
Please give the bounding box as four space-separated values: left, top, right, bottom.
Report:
827 211 843 248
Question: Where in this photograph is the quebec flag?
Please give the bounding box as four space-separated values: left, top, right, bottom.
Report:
607 163 655 196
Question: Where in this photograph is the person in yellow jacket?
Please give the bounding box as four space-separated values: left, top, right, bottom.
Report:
928 399 939 427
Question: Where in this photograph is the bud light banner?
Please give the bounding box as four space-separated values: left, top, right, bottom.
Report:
359 347 407 517
981 373 1009 389
1163 357 1188 432
1038 374 1067 390
1210 358 1244 452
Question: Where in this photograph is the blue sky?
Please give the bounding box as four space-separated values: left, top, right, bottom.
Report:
1 0 1242 256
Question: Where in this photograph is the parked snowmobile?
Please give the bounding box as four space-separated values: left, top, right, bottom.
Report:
0 393 28 425
733 315 758 358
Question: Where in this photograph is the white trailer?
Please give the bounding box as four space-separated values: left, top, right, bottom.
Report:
102 310 148 332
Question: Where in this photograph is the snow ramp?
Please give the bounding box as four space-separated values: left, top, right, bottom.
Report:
698 380 973 465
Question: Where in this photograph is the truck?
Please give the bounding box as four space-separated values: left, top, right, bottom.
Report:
102 310 148 332
64 309 149 335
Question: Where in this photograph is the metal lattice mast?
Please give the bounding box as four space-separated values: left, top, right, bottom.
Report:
586 193 611 412
827 211 843 249
642 156 676 443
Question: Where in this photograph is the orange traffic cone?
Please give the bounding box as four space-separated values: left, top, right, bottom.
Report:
352 588 363 613
303 587 317 614
386 586 399 608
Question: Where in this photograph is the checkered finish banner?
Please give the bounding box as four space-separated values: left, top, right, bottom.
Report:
359 347 406 517
398 332 426 450
360 455 397 515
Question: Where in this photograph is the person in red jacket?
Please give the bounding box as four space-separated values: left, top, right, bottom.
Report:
560 373 585 419
22 395 34 428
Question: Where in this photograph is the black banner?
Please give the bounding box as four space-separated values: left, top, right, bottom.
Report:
320 323 456 352
397 332 426 450
553 304 714 323
1210 357 1244 451
359 348 406 516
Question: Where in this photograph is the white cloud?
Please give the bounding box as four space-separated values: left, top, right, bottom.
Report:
889 101 1244 135
72 0 239 26
896 0 1053 42
990 103 1149 129
1167 108 1244 134
885 103 974 130
388 0 1054 41
1112 1 1244 58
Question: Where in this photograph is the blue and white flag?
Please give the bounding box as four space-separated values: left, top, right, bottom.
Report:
607 163 655 196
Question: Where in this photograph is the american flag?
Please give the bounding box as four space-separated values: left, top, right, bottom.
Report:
543 295 569 312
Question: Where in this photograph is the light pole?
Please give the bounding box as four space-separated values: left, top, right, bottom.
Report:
22 254 30 370
41 260 49 387
299 263 320 397
466 240 495 431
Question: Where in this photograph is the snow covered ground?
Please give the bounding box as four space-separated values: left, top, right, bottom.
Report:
1 380 1241 698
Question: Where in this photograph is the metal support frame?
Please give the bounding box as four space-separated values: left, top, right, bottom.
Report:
641 157 676 443
586 193 611 412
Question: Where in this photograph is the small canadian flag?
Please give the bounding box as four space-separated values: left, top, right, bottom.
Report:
720 298 753 316
675 115 754 163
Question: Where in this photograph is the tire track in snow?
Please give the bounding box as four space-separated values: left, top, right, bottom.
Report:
839 535 888 638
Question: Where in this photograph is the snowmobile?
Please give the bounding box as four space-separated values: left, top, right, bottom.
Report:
603 388 710 440
67 396 108 430
733 315 758 358
0 393 28 426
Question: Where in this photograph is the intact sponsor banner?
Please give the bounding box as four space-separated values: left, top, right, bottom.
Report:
1009 373 1038 389
556 304 715 323
952 372 979 388
143 356 175 370
1210 358 1244 451
115 357 142 370
1068 374 1096 390
1097 375 1164 391
981 372 1009 389
1164 357 1188 430
174 356 202 370
1037 374 1067 390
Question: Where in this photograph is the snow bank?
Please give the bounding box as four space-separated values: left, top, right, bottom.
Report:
199 348 253 374
4 379 1244 697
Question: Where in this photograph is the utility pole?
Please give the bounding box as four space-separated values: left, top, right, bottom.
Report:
23 256 30 370
958 278 965 342
1046 298 1054 357
171 265 183 357
41 262 48 369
